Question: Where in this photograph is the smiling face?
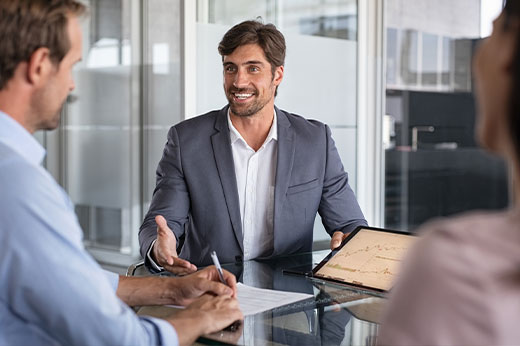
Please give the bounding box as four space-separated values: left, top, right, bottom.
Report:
223 43 283 118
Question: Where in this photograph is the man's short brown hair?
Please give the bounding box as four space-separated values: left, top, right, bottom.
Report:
0 0 86 90
218 19 286 77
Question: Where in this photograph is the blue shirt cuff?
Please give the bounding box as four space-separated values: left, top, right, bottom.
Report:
102 269 119 291
144 316 179 346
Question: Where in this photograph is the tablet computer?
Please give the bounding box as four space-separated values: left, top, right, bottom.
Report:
311 226 417 292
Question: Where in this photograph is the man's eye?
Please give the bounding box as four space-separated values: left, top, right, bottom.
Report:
249 66 259 72
225 66 236 72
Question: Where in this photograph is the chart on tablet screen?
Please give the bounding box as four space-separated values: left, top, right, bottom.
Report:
316 229 416 291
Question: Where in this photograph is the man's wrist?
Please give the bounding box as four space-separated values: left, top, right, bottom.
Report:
168 311 207 345
152 276 182 305
162 276 184 305
146 239 164 272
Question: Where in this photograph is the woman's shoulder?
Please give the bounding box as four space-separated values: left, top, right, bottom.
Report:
379 210 520 345
417 210 518 253
401 209 520 289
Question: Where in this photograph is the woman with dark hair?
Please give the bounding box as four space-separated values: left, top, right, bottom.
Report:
378 1 520 344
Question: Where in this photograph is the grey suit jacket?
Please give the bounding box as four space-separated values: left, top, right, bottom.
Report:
139 106 366 266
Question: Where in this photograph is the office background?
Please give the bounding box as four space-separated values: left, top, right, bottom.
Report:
34 0 506 267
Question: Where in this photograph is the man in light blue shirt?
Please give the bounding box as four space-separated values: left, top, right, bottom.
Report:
0 1 242 345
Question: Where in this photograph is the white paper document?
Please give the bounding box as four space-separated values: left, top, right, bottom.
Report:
236 283 313 316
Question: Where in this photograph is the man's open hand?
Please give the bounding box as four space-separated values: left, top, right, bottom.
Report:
153 215 197 275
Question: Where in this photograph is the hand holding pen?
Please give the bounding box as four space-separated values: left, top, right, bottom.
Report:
170 257 238 307
211 251 238 298
211 251 242 332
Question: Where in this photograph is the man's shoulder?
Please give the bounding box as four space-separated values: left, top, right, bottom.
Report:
0 142 61 206
278 109 326 128
0 144 40 192
0 143 52 221
0 142 81 244
277 109 328 138
174 108 225 132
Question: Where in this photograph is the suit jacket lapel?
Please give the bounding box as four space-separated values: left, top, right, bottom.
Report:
273 107 295 253
211 107 244 251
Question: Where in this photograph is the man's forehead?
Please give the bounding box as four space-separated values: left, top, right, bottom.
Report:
222 44 269 63
67 16 83 57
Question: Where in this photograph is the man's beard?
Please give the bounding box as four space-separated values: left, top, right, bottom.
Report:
226 87 271 117
31 82 67 131
41 106 64 131
36 100 66 131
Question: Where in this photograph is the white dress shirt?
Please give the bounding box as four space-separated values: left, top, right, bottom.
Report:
228 110 277 261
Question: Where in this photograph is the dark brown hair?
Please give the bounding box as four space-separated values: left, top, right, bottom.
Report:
0 0 86 90
218 20 286 95
503 0 520 158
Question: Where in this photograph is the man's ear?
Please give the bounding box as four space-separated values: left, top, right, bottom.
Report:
26 47 53 86
273 65 284 86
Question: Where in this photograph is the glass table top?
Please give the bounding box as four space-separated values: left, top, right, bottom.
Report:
133 250 385 345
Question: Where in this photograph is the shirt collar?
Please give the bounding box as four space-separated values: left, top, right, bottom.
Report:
227 108 278 148
0 110 46 165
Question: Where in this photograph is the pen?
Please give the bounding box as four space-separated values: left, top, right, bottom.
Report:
211 251 242 333
210 251 227 285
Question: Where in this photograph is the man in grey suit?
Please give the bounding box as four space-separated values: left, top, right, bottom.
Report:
139 20 367 274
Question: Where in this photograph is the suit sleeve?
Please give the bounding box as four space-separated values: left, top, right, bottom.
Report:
139 126 191 262
318 124 367 235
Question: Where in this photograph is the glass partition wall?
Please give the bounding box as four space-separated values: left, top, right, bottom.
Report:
47 0 183 265
383 0 508 231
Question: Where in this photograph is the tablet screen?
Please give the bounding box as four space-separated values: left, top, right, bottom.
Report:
313 227 416 292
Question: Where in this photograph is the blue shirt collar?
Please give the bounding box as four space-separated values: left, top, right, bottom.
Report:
0 110 46 165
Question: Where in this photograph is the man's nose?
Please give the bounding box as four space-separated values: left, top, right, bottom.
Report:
233 70 249 88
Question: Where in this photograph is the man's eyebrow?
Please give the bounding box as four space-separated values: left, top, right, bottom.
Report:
243 60 264 65
223 60 265 66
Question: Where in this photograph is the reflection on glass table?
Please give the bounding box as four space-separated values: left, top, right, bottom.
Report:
131 251 385 345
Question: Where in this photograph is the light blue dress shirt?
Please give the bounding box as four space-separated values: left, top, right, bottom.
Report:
0 111 178 346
